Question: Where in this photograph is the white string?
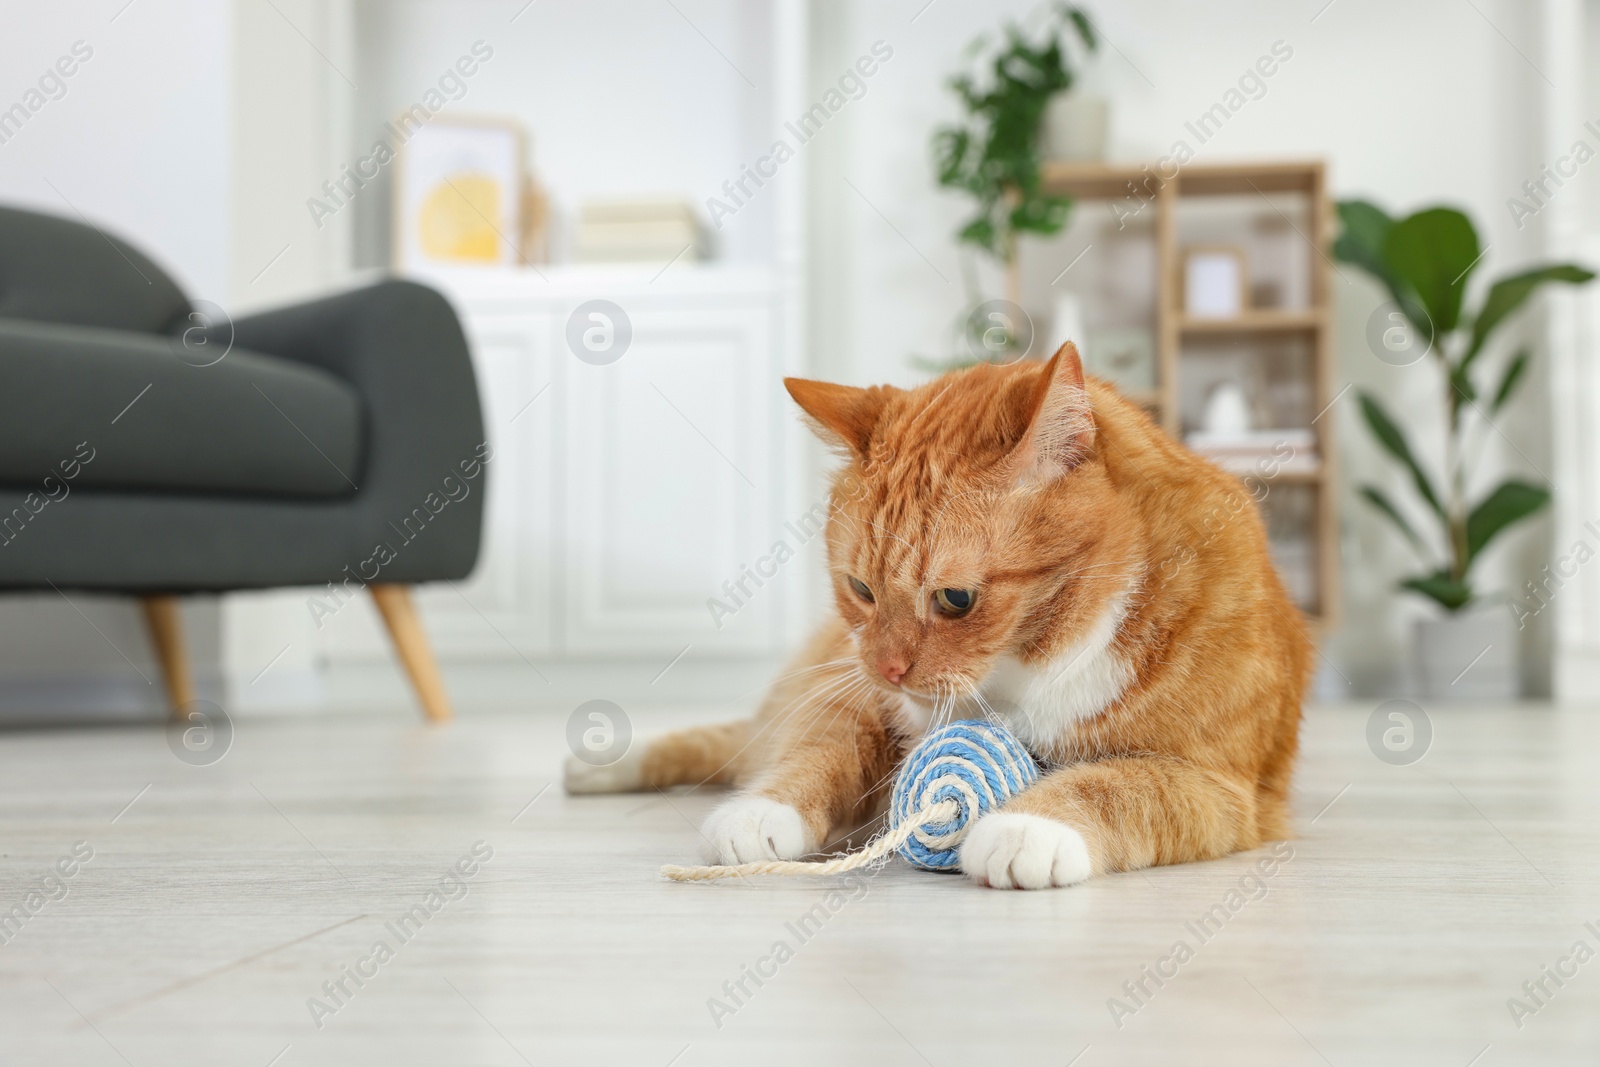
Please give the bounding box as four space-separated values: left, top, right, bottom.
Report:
660 800 959 883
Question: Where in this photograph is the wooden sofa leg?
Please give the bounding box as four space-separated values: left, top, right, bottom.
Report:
369 584 454 723
140 596 195 720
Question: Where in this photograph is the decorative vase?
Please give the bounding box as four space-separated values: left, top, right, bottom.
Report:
1047 292 1084 354
1043 93 1109 162
1413 606 1518 702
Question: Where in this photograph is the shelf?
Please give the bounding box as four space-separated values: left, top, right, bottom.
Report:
1039 161 1153 200
1176 162 1321 197
1040 160 1322 201
1200 457 1324 483
1027 156 1337 630
1253 465 1324 484
1189 433 1323 482
1179 309 1324 334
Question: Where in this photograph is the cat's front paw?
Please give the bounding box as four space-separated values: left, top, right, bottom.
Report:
962 812 1092 889
699 795 812 864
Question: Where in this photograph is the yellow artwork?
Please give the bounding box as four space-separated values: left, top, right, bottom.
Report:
420 173 502 261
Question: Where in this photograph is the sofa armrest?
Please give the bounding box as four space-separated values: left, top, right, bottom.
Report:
232 279 488 582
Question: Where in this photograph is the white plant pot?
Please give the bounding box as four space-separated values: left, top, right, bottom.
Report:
1413 606 1519 702
1043 93 1109 162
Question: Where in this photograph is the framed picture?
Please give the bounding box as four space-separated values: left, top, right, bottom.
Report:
1182 246 1248 319
394 115 524 271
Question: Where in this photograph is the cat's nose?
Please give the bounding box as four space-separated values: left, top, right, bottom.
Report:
877 656 909 685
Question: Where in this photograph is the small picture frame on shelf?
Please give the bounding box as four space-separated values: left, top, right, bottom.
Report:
1182 246 1248 319
394 115 525 271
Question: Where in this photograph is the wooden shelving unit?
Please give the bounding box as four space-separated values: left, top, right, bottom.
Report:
1037 160 1338 627
1179 308 1325 334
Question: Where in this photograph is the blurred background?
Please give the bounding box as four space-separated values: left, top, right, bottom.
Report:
2 0 1596 721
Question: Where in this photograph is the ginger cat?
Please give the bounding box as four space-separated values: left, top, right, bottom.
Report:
565 343 1312 889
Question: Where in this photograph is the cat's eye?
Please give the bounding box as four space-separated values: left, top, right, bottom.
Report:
934 588 975 617
847 576 875 603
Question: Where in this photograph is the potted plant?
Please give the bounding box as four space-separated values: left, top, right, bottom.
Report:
928 3 1097 368
1333 200 1593 699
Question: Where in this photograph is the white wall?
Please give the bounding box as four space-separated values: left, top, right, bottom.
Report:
1542 0 1600 698
0 0 233 713
221 0 359 711
0 0 1579 707
229 0 354 310
805 0 1560 696
0 1 232 296
348 0 778 267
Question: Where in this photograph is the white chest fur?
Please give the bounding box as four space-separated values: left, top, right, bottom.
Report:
976 587 1133 750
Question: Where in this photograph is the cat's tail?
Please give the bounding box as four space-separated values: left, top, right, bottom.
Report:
563 720 752 795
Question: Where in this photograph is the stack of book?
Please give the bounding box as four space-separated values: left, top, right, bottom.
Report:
1184 428 1319 478
576 199 704 264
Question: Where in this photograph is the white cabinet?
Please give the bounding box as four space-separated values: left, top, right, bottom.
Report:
562 302 778 654
415 310 557 658
316 264 800 666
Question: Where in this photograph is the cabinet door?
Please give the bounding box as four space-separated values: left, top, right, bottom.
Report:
415 310 556 658
562 302 779 655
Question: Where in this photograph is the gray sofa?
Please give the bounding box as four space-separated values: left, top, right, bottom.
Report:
0 204 486 721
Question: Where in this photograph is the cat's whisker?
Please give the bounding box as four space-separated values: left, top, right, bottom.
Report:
856 697 930 801
967 684 1005 730
799 673 861 730
807 674 881 742
963 673 1043 739
790 676 869 722
767 658 858 684
787 671 876 739
753 669 858 735
730 674 871 792
689 666 871 788
791 672 867 730
929 683 956 734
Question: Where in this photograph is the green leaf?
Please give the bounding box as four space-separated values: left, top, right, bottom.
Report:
1064 5 1097 50
1400 572 1475 612
1382 207 1481 334
1334 200 1432 345
933 5 1094 261
1359 485 1427 557
1332 200 1396 285
932 128 970 186
1358 391 1445 520
957 215 1000 256
1466 480 1550 565
1490 348 1530 413
1010 193 1072 235
1464 264 1595 367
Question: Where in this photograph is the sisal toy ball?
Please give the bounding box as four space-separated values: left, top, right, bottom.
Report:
662 718 1040 882
890 719 1040 870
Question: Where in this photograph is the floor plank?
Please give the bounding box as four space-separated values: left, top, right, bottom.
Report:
0 702 1597 1064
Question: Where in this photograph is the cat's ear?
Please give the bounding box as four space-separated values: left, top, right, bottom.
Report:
784 378 896 457
1011 342 1094 484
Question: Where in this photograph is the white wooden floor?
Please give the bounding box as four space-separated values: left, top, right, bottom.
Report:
1 700 1597 1065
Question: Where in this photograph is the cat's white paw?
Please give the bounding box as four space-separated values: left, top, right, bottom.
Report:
962 812 1092 889
563 749 644 794
699 795 811 864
